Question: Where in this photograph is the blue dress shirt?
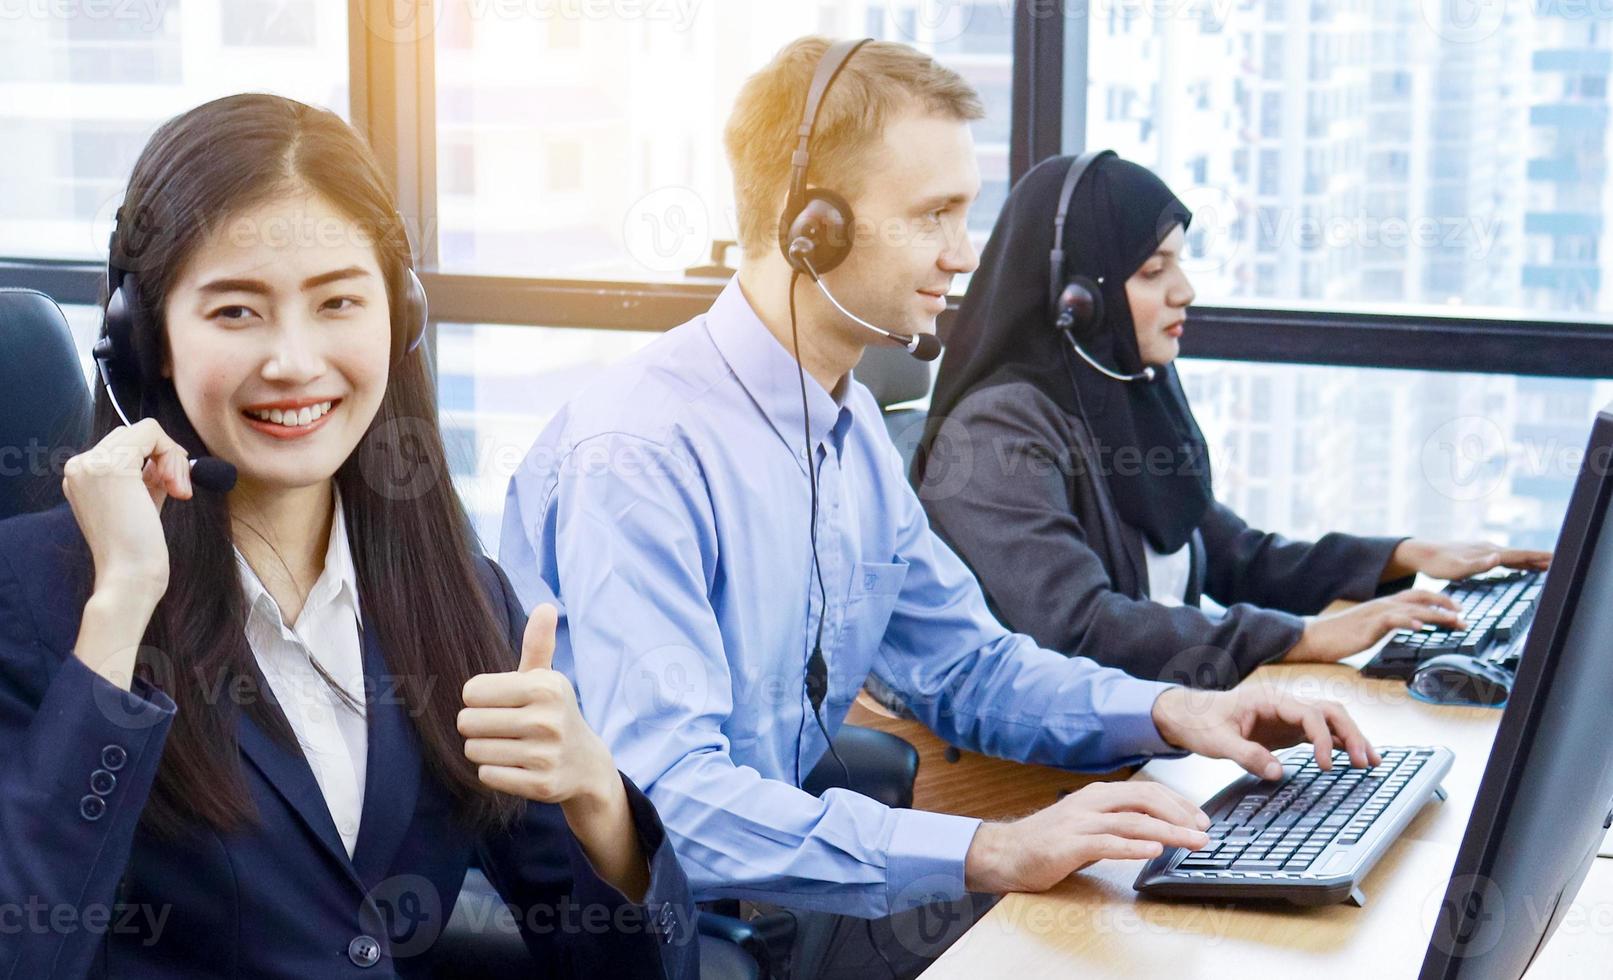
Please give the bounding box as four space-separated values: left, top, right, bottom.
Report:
501 277 1180 918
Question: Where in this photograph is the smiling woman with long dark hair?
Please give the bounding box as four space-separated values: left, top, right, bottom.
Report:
0 94 695 979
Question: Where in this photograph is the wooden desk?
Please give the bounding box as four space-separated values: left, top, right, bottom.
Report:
845 696 1123 820
901 663 1613 979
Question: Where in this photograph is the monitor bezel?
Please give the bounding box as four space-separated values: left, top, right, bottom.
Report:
1420 407 1613 978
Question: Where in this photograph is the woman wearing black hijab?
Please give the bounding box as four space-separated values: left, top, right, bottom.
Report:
912 152 1551 687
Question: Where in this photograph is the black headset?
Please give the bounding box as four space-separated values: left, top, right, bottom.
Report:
780 38 878 794
1049 148 1114 335
778 37 872 279
94 208 430 434
1048 149 1156 384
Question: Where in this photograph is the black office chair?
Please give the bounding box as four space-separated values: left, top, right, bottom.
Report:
0 289 93 520
853 344 933 474
431 868 761 980
800 724 920 808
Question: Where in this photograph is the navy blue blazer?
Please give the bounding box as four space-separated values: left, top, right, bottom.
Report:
0 504 698 979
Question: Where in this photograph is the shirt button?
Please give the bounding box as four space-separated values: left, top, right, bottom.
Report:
863 573 877 590
80 795 106 821
101 745 127 771
90 769 117 797
347 935 381 968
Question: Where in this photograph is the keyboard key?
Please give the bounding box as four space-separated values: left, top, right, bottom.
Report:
1176 857 1234 871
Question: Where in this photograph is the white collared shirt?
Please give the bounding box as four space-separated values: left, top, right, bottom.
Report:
236 491 368 857
1143 538 1192 607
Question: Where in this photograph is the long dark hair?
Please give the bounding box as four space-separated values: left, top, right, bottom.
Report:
96 93 520 837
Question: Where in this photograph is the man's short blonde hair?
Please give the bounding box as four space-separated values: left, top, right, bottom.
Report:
724 36 985 258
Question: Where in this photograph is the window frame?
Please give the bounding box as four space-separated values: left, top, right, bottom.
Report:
1 0 1611 381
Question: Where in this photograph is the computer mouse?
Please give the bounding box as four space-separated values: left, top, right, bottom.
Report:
1409 655 1513 707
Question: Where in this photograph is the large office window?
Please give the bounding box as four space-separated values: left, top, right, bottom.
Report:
1085 2 1613 321
5 1 1608 559
431 0 1016 540
433 0 1013 279
1179 360 1613 550
0 1 349 260
1084 3 1613 547
436 322 660 547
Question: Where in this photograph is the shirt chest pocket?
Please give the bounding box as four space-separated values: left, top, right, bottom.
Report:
831 559 910 699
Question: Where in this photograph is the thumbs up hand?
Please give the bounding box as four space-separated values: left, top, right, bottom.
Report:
459 604 619 809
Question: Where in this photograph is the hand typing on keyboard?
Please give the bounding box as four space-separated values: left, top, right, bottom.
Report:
1284 589 1465 663
960 683 1381 898
1361 569 1548 682
1150 681 1381 781
963 780 1214 895
1382 539 1552 582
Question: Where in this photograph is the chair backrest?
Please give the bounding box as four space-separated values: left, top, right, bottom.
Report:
853 344 934 475
854 343 931 410
0 289 93 520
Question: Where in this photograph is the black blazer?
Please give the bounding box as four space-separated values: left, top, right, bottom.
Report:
918 382 1412 687
0 504 698 979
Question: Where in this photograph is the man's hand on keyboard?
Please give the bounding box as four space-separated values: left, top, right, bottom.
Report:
1149 683 1382 781
962 781 1213 894
1384 539 1552 582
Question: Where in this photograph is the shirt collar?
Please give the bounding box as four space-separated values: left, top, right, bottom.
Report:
236 487 363 633
705 277 855 462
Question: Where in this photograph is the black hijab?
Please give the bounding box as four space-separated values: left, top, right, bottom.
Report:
915 153 1213 554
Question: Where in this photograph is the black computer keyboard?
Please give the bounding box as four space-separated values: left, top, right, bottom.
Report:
1360 570 1542 680
1135 745 1454 906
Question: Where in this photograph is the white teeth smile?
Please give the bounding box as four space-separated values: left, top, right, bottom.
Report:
245 401 334 427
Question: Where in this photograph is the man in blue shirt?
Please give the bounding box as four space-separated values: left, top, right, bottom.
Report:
502 36 1379 975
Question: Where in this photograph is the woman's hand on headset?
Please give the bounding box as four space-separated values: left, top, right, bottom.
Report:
62 418 193 688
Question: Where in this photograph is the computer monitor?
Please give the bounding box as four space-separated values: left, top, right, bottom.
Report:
1421 406 1613 979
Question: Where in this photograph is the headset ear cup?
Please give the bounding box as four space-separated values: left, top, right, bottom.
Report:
97 277 143 407
779 189 855 276
778 194 806 268
399 266 429 356
1054 275 1104 334
1074 276 1104 331
102 282 133 358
